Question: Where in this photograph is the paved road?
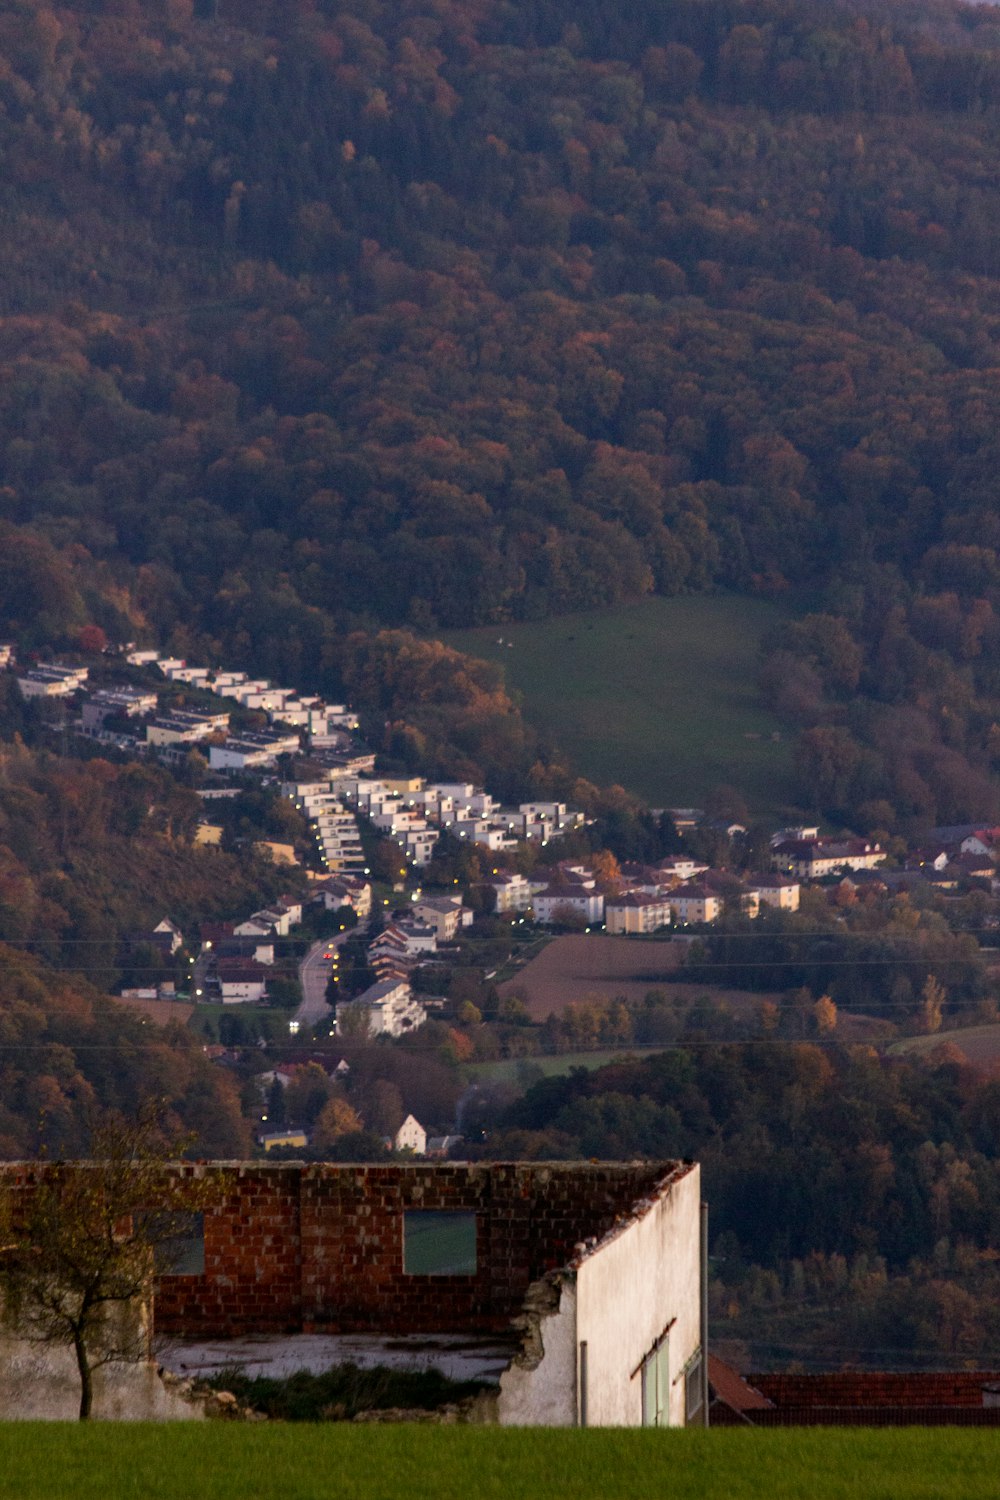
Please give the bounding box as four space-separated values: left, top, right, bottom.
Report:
295 931 354 1032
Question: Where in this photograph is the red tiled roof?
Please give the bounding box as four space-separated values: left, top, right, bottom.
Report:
752 1371 1000 1409
708 1356 773 1412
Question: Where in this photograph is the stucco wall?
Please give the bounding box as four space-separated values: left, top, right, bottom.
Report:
574 1162 701 1427
0 1332 203 1420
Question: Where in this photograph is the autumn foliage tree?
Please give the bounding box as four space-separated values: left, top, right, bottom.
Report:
0 1107 214 1420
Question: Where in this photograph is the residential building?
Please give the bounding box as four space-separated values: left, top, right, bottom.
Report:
485 871 534 913
657 856 710 883
605 892 673 934
147 717 216 748
216 960 269 1004
315 876 372 919
411 895 471 941
209 733 299 772
744 875 801 912
81 686 159 726
771 837 884 879
668 884 721 925
388 1115 427 1155
17 664 89 698
336 978 426 1038
368 921 438 966
260 1130 308 1153
533 887 605 925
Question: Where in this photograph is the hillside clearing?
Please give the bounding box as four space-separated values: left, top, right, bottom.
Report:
890 1023 1000 1072
441 595 795 813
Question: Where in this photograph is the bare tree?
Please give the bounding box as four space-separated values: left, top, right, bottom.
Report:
0 1107 210 1420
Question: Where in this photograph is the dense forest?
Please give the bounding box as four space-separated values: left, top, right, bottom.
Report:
5 0 1000 821
473 1040 1000 1365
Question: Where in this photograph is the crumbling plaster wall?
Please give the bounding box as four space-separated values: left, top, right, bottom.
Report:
497 1162 701 1428
575 1161 701 1426
494 1275 577 1426
0 1332 203 1420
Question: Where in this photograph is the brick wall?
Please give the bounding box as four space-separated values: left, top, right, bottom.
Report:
156 1161 667 1339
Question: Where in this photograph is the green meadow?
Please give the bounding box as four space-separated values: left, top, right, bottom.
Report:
1 1424 997 1500
442 595 795 814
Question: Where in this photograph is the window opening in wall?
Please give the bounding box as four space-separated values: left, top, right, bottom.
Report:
403 1211 477 1275
641 1331 671 1427
155 1211 205 1276
684 1349 704 1425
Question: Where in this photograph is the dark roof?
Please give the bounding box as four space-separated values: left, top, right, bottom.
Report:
217 959 267 982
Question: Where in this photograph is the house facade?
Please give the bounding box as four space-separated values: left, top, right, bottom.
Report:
605 892 672 935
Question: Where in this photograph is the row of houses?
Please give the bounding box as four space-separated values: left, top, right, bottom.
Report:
333 892 474 1038
281 776 368 875
19 646 370 775
341 776 588 866
482 858 802 933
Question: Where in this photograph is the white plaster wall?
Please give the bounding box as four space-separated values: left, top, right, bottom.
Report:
0 1335 203 1420
495 1282 578 1427
575 1164 701 1427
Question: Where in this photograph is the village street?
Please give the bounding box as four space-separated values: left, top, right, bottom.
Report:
295 931 354 1030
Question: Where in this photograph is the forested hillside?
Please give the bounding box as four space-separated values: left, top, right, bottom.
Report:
475 1040 1000 1365
4 0 1000 818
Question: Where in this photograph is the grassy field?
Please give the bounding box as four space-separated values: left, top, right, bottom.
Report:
441 594 795 813
890 1023 1000 1070
2 1424 999 1500
468 1048 661 1086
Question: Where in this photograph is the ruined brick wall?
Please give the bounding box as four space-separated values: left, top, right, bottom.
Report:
155 1161 668 1339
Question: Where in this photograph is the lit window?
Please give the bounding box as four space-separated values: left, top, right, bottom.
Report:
403 1212 477 1275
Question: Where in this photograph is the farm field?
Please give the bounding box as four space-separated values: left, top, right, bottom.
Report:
499 933 775 1020
890 1023 1000 1072
441 595 796 812
1 1424 998 1500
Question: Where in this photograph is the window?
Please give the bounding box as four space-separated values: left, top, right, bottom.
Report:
155 1211 204 1276
641 1332 670 1427
685 1350 704 1424
402 1212 477 1275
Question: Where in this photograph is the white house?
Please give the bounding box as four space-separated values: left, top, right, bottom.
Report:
17 665 89 698
486 872 534 913
744 875 800 912
388 1115 427 1155
336 978 426 1038
217 960 269 1004
533 888 605 926
771 837 884 879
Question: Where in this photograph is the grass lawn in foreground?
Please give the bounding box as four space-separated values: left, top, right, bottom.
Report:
1 1424 998 1500
441 594 795 814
